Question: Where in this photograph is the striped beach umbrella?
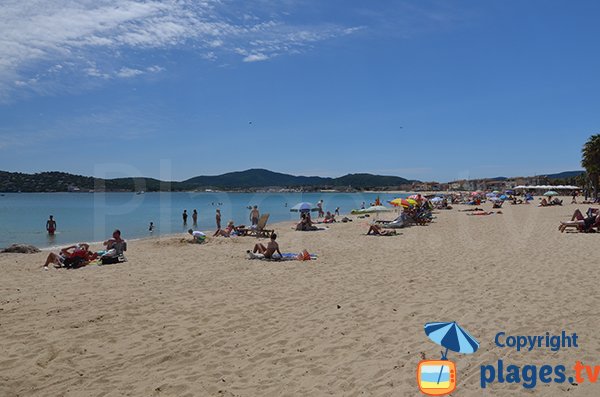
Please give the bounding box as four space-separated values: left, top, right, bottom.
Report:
424 321 479 385
424 321 479 356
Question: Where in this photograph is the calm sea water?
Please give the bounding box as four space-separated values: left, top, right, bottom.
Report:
0 192 408 248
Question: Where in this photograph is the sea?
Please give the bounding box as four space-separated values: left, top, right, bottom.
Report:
0 192 409 248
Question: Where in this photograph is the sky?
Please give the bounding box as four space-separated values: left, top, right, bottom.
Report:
0 0 599 182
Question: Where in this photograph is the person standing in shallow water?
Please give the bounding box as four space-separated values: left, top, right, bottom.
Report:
46 215 56 235
192 209 198 225
250 205 260 226
182 209 188 225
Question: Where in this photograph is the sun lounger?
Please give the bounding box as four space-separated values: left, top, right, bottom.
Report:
243 213 274 238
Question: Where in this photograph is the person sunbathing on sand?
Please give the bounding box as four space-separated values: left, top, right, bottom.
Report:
367 224 397 236
323 211 336 223
559 208 599 232
250 233 282 259
214 220 237 237
43 243 97 269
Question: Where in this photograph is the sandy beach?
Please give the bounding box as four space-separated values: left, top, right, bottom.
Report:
1 198 599 396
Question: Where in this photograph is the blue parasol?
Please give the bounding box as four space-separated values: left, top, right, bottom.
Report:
424 321 479 384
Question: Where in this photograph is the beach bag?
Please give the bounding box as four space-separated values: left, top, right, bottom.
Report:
101 255 120 265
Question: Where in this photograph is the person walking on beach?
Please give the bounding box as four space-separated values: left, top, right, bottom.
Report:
46 215 56 235
149 222 154 232
250 205 260 226
317 200 324 218
216 209 221 230
192 209 198 225
182 209 188 224
335 207 340 216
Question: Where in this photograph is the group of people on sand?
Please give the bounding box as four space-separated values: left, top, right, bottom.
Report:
539 197 563 207
43 229 127 270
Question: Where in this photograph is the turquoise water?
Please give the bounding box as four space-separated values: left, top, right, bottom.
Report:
0 192 408 248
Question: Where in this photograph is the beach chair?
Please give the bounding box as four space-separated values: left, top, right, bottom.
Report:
245 213 274 238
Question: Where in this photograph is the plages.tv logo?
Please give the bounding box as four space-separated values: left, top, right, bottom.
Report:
417 321 480 396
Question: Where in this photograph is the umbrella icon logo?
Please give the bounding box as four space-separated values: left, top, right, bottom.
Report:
417 322 479 396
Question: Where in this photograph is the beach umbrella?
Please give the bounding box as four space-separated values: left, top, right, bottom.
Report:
424 321 480 384
362 205 391 213
430 197 443 203
499 195 508 200
485 192 496 198
389 198 411 208
290 202 317 212
544 191 559 197
505 190 515 195
406 198 419 206
492 190 500 194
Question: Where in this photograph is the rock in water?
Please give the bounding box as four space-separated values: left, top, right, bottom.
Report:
1 244 41 254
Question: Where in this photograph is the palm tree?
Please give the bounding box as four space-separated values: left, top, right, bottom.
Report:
582 134 600 198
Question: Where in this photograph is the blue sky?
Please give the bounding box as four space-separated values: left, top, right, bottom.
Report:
0 0 598 182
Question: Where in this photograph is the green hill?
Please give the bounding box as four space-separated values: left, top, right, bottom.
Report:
0 169 416 192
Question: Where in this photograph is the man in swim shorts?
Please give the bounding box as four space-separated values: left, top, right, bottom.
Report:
250 205 260 226
46 215 56 235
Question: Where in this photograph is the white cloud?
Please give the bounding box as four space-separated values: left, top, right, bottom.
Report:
116 67 144 78
243 53 269 63
0 0 361 101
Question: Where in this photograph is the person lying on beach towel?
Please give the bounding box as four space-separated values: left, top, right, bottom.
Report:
459 208 485 212
247 250 317 261
366 224 397 236
466 210 503 216
43 243 98 269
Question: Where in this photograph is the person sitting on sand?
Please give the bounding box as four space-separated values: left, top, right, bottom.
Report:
104 229 127 255
323 211 336 223
296 212 318 231
250 233 282 259
539 198 549 207
214 220 238 237
43 243 97 269
366 224 397 236
188 229 206 243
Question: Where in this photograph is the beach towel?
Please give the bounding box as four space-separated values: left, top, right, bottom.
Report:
247 251 317 261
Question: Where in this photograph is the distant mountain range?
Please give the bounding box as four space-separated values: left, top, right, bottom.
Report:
0 169 417 192
0 168 586 193
545 170 585 179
